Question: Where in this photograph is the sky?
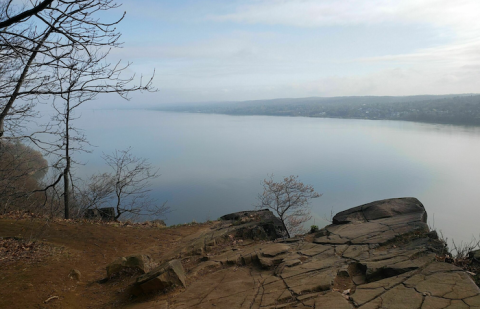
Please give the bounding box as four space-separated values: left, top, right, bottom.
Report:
101 0 480 105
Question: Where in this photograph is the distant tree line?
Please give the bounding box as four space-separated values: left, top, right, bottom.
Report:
158 94 480 126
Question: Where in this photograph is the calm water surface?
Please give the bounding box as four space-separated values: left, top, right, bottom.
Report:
72 110 480 244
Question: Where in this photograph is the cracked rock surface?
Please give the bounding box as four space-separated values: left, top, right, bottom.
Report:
131 198 480 308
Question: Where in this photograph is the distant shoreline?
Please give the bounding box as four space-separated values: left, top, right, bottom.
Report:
152 94 480 127
152 110 480 127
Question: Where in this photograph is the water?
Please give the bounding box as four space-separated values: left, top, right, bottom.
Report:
67 109 480 244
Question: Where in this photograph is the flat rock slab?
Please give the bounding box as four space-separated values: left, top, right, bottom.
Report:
171 268 259 309
260 243 291 257
129 198 480 308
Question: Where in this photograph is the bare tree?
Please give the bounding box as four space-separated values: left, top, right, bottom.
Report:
0 0 155 141
105 148 168 221
256 175 321 238
78 148 169 221
45 51 93 219
1 1 155 218
77 172 115 213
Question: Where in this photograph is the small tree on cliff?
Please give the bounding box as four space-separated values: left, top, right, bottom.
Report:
256 175 321 238
78 148 169 221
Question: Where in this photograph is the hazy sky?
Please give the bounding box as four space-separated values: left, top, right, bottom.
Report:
103 0 480 105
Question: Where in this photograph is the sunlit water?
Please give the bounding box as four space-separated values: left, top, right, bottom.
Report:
58 109 480 245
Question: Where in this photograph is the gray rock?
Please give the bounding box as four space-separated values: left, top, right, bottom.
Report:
220 209 287 239
136 259 186 294
332 197 426 224
316 198 429 246
131 198 480 309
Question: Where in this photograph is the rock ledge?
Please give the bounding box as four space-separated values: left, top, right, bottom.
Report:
128 198 480 309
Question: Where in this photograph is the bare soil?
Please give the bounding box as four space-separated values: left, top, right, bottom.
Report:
0 217 210 308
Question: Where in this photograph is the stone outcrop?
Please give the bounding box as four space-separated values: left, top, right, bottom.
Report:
151 209 289 260
221 209 288 239
136 259 186 294
130 198 480 308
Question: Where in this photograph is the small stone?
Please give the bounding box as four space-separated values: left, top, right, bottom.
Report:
68 269 81 281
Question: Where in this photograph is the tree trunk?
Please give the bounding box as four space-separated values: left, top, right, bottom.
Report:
64 156 70 219
280 216 291 238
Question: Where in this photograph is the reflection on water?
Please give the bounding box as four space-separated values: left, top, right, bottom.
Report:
71 109 480 244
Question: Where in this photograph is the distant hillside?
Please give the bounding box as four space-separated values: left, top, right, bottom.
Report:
155 94 480 126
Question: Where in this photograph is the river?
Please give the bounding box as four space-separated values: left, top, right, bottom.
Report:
70 109 480 245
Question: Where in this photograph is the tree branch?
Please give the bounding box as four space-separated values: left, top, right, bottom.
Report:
0 0 54 28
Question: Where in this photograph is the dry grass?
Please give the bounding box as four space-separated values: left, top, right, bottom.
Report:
432 231 480 287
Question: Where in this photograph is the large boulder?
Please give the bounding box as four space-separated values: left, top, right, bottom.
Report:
315 198 429 246
220 209 287 239
107 254 155 277
333 197 426 224
136 259 186 294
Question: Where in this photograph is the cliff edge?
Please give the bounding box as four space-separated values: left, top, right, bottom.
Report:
130 198 480 308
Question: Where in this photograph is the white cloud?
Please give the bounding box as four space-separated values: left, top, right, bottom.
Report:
284 65 480 97
359 39 480 66
213 0 480 38
140 63 480 105
110 31 283 62
107 0 480 101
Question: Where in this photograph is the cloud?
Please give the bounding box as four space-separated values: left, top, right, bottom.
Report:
106 0 480 102
359 39 480 66
109 31 283 62
285 65 480 97
213 0 480 38
138 63 480 105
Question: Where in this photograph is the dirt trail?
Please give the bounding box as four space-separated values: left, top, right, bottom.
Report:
0 218 210 308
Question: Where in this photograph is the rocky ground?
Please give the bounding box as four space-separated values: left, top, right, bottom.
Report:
1 198 479 308
128 198 480 309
